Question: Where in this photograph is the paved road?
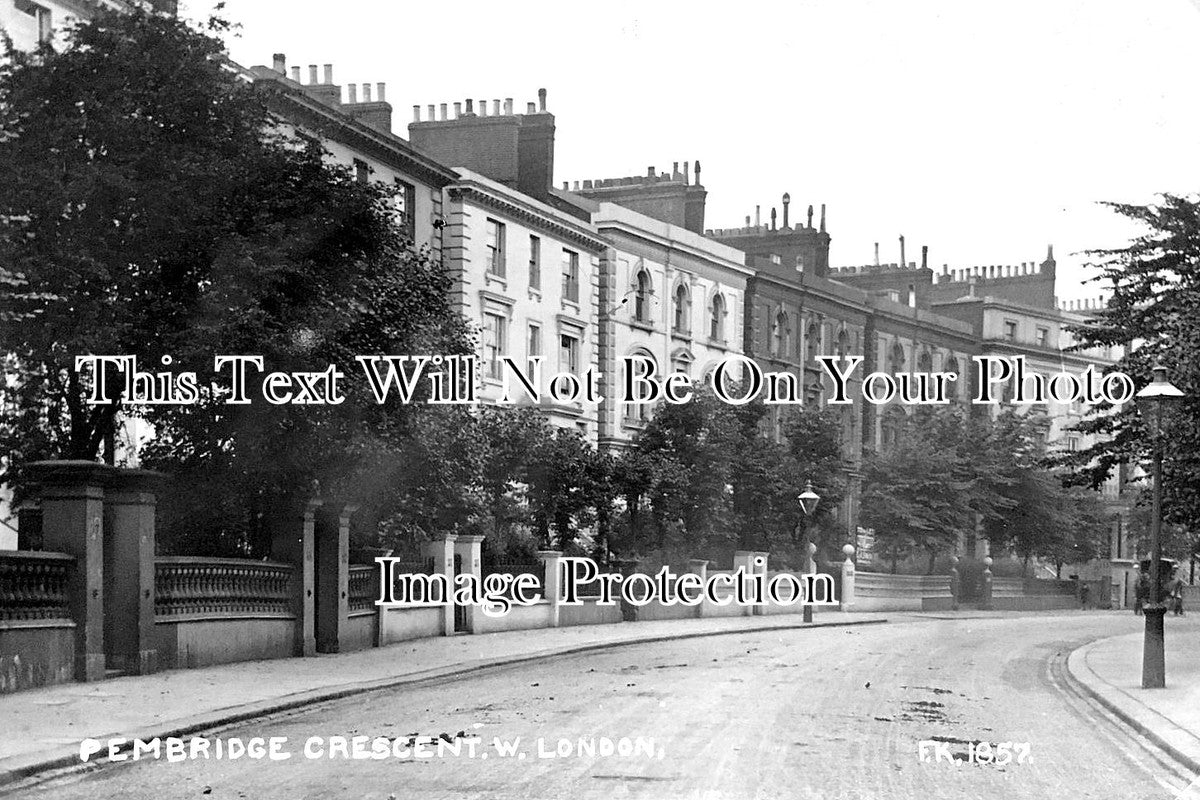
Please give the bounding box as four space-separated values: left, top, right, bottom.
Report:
16 614 1191 799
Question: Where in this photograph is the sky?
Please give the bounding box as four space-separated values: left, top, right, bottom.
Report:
187 0 1200 304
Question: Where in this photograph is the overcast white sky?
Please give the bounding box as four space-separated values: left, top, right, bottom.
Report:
188 0 1200 303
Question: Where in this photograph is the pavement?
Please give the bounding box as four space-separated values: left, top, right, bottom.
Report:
0 612 888 786
1066 609 1200 776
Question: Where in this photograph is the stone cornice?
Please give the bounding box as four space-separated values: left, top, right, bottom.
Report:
448 185 607 254
250 73 457 189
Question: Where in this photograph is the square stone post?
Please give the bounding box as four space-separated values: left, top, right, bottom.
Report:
26 461 110 682
103 468 165 675
454 535 485 633
315 503 355 653
269 496 320 656
753 551 770 616
538 550 563 627
689 559 709 618
732 551 756 617
421 534 457 636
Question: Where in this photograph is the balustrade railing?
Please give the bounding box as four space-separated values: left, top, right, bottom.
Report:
154 557 294 618
349 564 377 612
0 551 74 622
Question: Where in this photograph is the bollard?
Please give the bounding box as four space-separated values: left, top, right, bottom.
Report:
981 556 994 610
840 544 856 611
949 555 960 611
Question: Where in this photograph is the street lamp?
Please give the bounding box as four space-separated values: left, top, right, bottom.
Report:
1135 362 1185 689
798 481 821 623
798 481 821 517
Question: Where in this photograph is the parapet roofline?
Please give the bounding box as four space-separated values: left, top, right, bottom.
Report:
450 169 607 252
245 64 457 188
590 202 753 276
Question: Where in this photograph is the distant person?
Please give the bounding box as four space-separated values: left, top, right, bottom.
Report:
1167 576 1185 616
1135 573 1149 615
1079 581 1091 610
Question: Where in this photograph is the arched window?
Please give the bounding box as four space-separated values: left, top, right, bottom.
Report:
673 283 691 334
634 270 652 323
945 356 960 400
806 322 820 361
889 342 906 372
917 349 932 372
773 311 790 357
710 293 726 341
881 407 907 450
836 329 849 359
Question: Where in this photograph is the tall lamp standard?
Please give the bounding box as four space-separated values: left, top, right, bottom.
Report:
798 481 821 623
1136 362 1184 689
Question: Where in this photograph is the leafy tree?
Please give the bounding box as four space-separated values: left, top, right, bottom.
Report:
0 9 471 553
861 407 974 573
1059 195 1200 532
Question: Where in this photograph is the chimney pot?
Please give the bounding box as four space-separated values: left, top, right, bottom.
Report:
573 181 580 190
272 53 286 74
323 64 332 84
527 102 536 114
538 88 547 111
807 204 814 228
427 104 435 120
782 193 790 228
562 181 568 190
465 99 474 115
694 160 701 184
819 203 826 233
683 161 690 184
308 65 318 84
362 83 371 102
673 161 680 179
412 105 420 122
453 102 462 118
648 166 657 178
440 103 448 120
921 245 928 270
504 98 513 115
755 205 760 228
770 206 777 231
873 243 880 266
377 83 386 102
290 66 301 82
348 84 357 103
494 99 501 116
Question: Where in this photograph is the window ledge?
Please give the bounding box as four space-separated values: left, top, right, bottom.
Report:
528 287 542 301
629 320 656 334
485 272 508 289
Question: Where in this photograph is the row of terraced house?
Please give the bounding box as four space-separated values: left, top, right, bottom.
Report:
0 3 1136 608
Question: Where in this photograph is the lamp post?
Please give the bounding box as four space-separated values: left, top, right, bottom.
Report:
799 481 820 623
1136 362 1184 689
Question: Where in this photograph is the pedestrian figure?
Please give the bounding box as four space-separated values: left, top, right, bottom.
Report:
1134 573 1149 615
1079 582 1091 610
1167 576 1184 616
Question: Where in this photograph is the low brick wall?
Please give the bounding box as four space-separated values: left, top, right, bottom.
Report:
379 603 444 645
0 551 77 693
474 601 553 634
990 577 1077 611
154 616 296 669
851 572 954 612
559 599 622 627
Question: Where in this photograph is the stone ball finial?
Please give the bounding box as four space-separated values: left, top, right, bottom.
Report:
984 556 994 568
842 544 855 558
806 541 817 556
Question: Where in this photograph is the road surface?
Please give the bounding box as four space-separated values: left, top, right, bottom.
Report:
15 613 1190 799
